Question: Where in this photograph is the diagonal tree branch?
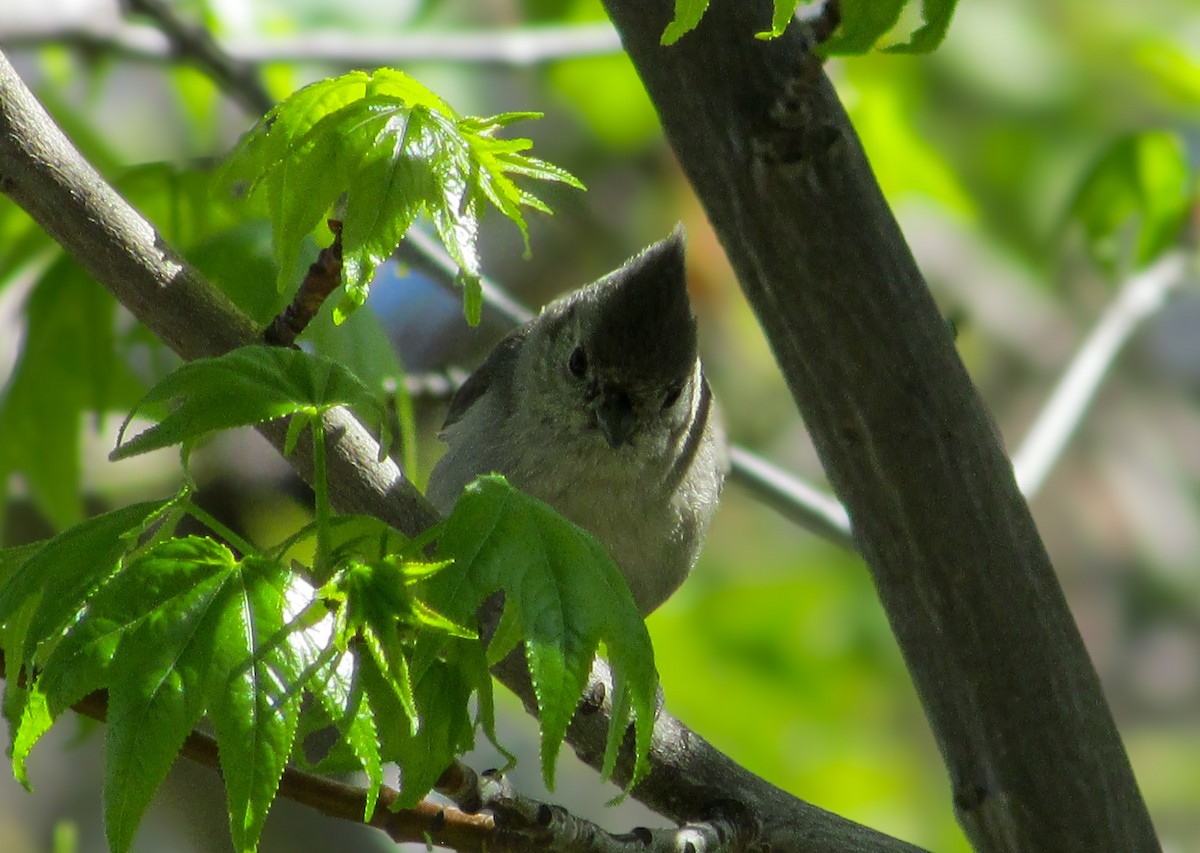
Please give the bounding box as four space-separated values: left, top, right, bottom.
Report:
0 47 924 853
598 1 1159 851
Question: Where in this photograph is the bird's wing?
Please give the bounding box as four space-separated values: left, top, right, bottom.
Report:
441 325 529 430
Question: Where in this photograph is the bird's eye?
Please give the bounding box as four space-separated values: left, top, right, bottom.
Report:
568 345 588 378
661 383 683 410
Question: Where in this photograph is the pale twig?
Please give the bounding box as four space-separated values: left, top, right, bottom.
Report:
729 446 852 546
2 20 622 69
1013 251 1194 498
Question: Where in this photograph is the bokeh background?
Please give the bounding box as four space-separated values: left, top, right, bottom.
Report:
1 1 1198 851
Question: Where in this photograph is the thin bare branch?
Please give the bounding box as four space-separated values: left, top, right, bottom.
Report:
263 220 344 347
1014 251 1194 498
2 19 622 70
729 445 852 546
124 0 273 114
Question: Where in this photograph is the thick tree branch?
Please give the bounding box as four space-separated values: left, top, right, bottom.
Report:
598 2 1159 851
0 47 922 853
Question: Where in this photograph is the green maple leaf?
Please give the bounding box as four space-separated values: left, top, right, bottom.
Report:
430 475 657 790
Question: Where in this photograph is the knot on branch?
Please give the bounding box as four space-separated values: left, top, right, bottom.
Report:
751 60 844 175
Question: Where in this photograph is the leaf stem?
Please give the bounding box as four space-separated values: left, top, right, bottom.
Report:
311 416 333 580
388 368 423 490
185 501 259 557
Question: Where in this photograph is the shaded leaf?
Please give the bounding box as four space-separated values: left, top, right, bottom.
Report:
0 263 146 529
1066 130 1195 275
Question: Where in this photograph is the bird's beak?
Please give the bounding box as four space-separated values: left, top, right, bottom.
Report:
594 388 636 448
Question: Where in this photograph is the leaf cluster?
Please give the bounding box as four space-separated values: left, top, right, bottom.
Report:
218 68 583 325
662 0 959 53
0 346 656 853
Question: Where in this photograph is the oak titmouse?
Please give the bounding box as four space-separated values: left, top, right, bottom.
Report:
426 227 727 615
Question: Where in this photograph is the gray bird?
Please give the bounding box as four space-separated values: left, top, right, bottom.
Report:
425 227 727 615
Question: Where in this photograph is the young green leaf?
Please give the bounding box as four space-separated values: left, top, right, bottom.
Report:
112 345 385 460
217 68 582 325
361 654 475 809
755 0 804 40
662 0 710 45
28 537 304 853
80 538 241 853
0 541 46 589
322 557 473 735
819 0 906 53
10 686 52 789
664 0 959 53
1066 131 1195 275
303 652 385 818
883 0 960 54
430 475 657 790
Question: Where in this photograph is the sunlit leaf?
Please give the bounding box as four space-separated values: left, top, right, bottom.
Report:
217 69 582 324
323 557 473 736
755 0 804 40
76 538 240 853
661 0 710 45
0 501 169 685
207 555 301 853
